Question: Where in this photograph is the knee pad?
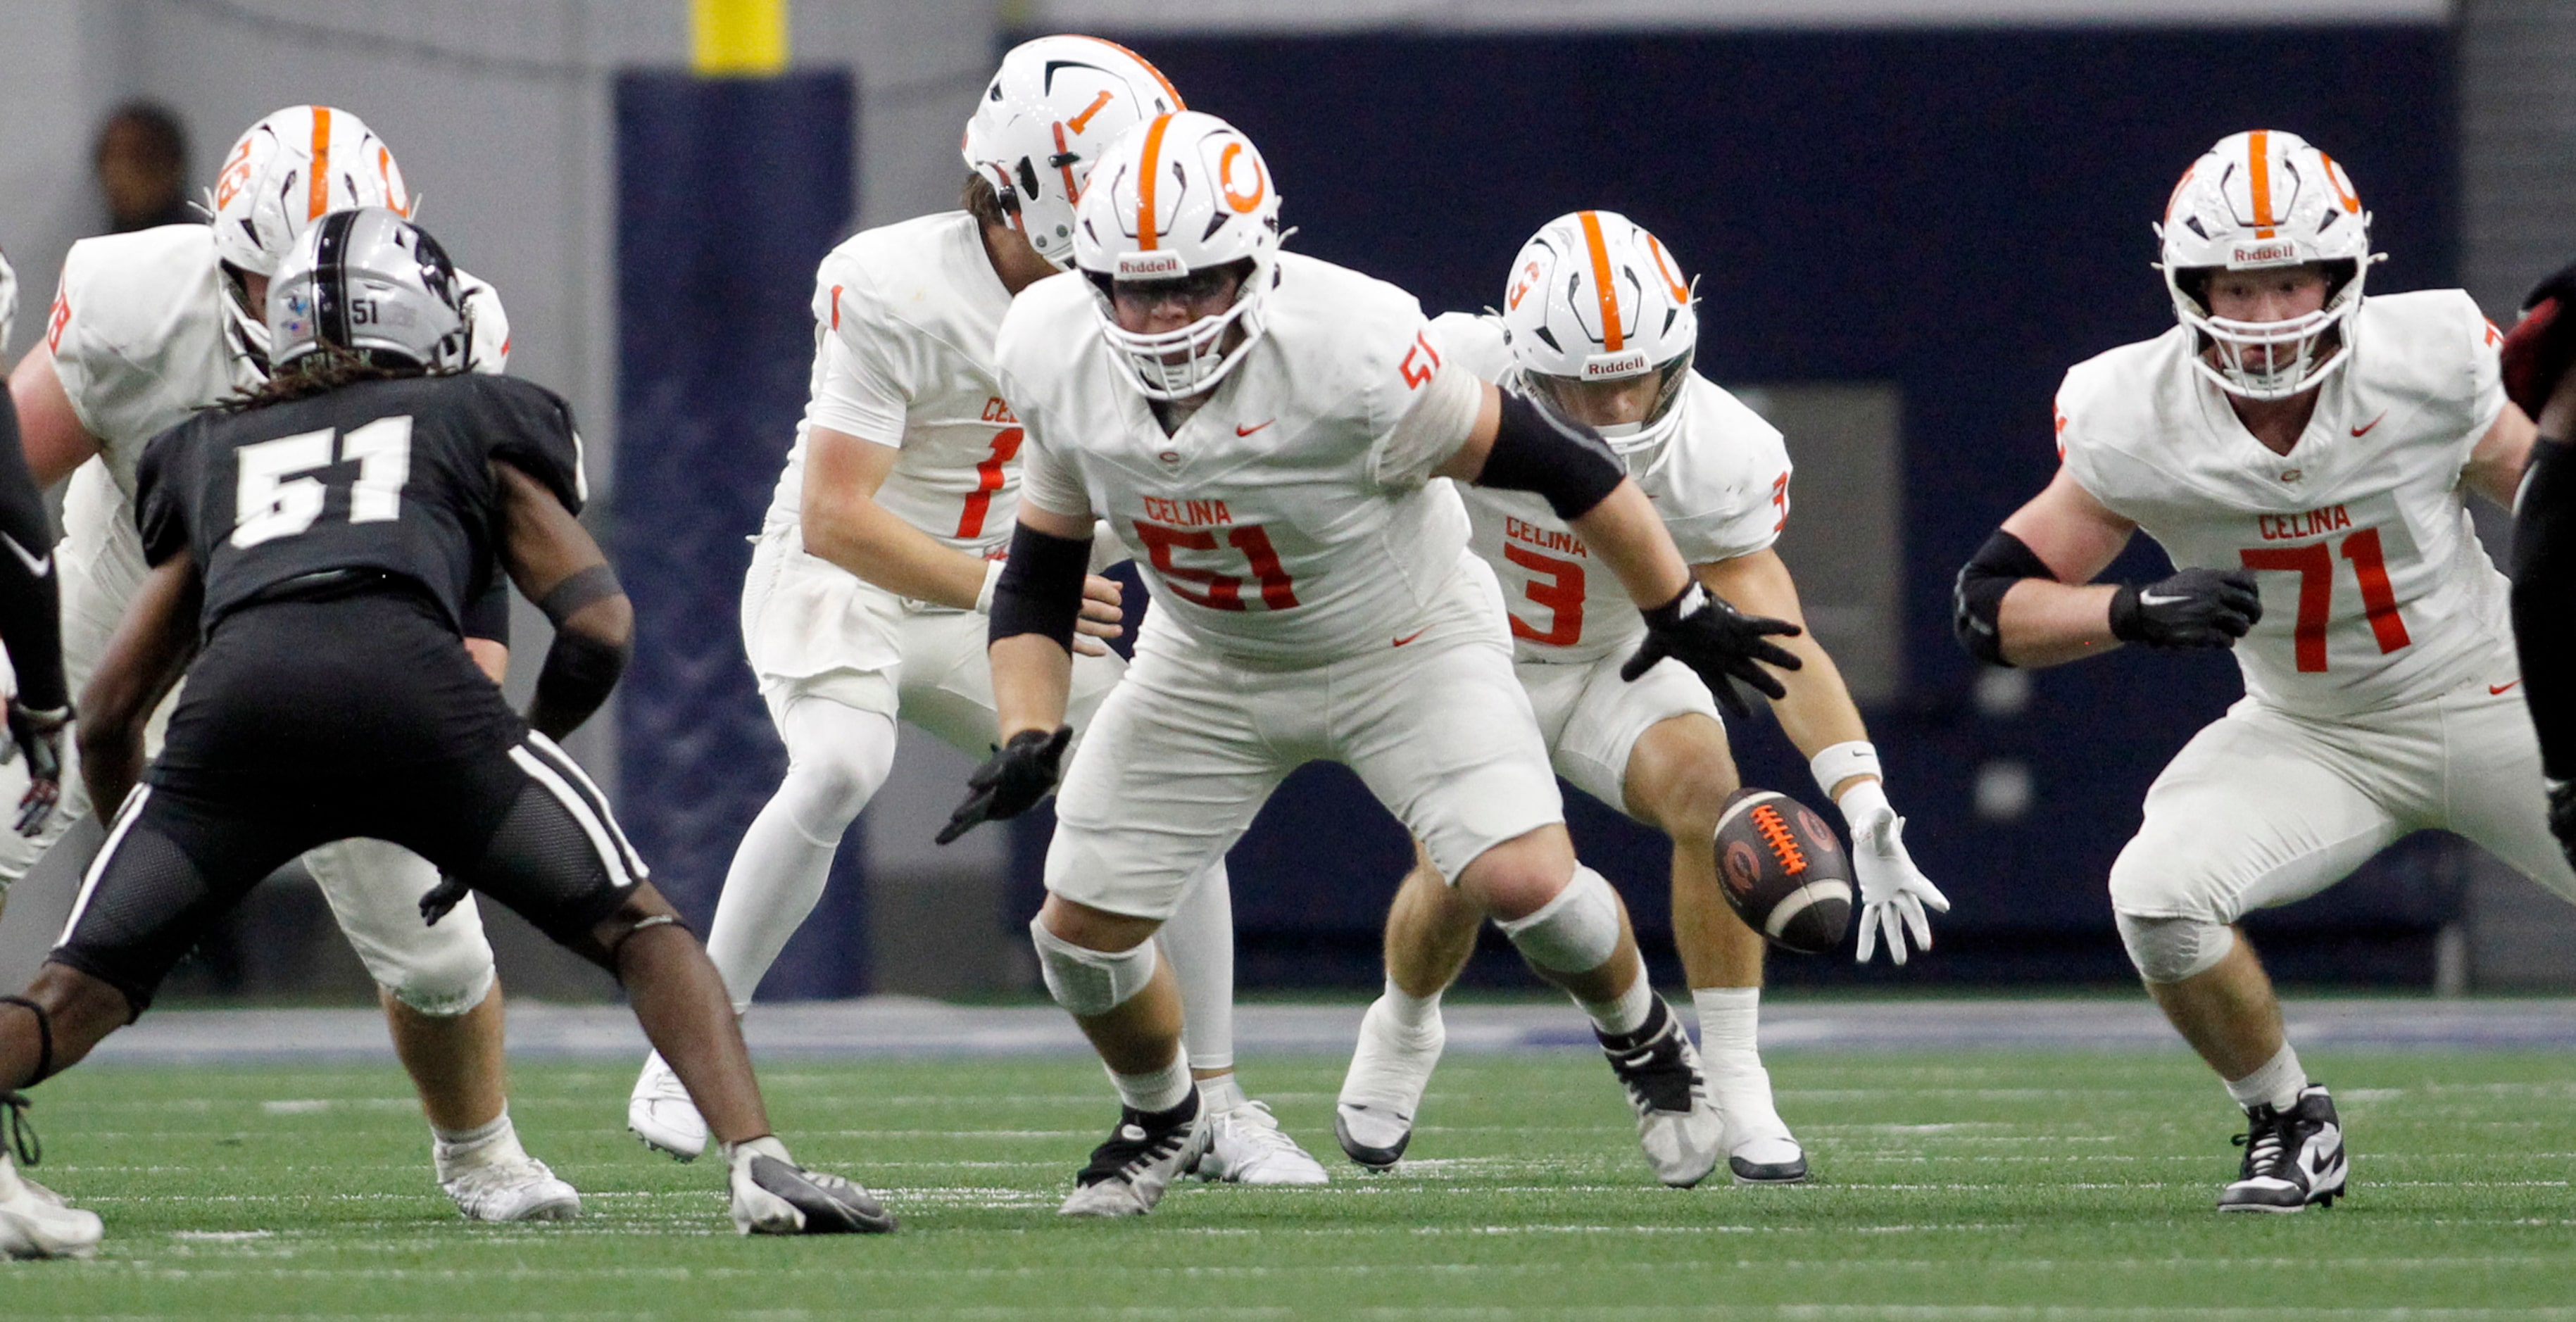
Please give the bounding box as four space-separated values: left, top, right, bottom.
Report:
1495 865 1623 974
1029 917 1157 1016
2116 911 2235 984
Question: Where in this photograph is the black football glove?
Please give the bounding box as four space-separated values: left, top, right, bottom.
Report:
2503 260 2576 420
2549 779 2576 870
937 726 1072 845
4 700 70 837
1623 584 1802 722
2109 567 2263 650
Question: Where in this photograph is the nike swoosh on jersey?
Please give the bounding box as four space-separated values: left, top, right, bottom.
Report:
0 532 51 579
2492 680 2522 695
2350 412 2387 437
1236 420 1275 436
1392 628 1427 647
2138 591 2191 606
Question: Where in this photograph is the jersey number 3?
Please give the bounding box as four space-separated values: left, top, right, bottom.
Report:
234 417 414 549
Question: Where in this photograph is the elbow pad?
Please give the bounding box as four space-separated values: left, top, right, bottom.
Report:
1476 391 1627 521
990 520 1091 650
1953 529 2056 667
528 629 631 740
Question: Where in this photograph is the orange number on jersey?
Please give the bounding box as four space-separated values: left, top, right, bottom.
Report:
1131 520 1300 611
1502 543 1585 646
2239 529 2412 673
955 427 1024 541
1770 472 1790 533
1399 331 1441 390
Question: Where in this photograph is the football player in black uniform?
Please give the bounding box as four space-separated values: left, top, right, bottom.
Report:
2508 260 2576 852
0 209 891 1254
0 374 68 842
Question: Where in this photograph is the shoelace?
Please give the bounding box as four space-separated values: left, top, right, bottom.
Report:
1604 1028 1700 1115
2232 1114 2289 1179
1077 1117 1189 1186
1 1090 39 1167
1220 1102 1303 1154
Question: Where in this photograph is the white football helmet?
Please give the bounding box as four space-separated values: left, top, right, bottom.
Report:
961 34 1184 271
206 106 415 367
1499 210 1698 455
1073 111 1283 400
2156 129 2375 400
268 208 472 374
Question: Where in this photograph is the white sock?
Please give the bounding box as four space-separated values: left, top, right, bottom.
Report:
2224 1043 2308 1113
1577 961 1656 1038
1198 1072 1248 1114
1164 859 1238 1072
1692 986 1762 1078
1381 977 1443 1034
432 1107 520 1169
1109 1048 1194 1114
0 1150 25 1199
700 701 896 1011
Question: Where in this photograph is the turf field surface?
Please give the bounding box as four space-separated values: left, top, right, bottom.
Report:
9 1044 2576 1318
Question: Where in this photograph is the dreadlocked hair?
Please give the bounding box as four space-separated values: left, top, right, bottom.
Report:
222 346 437 413
963 172 1013 229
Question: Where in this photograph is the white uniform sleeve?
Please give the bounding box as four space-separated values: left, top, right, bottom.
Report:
1369 357 1485 493
802 275 912 448
458 272 511 374
1659 389 1792 565
1016 424 1092 520
2464 296 2507 447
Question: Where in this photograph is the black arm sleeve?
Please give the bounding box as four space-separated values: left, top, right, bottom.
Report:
527 629 629 741
989 520 1089 649
1473 391 1627 521
2512 434 2576 780
0 382 66 711
1952 529 2056 667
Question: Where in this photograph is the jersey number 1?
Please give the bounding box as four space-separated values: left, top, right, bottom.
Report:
2238 528 2411 673
233 417 414 549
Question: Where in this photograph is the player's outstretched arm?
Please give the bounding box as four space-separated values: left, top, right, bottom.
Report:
1960 468 2254 668
938 503 1092 845
493 461 632 741
76 552 201 820
6 343 106 488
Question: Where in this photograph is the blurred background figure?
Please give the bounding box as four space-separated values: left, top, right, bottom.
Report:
93 101 191 233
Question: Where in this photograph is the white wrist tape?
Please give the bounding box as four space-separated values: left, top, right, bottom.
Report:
1834 776 1894 831
1810 741 1883 799
975 558 1005 615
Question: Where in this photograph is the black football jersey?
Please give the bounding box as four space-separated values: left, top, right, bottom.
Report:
137 373 586 636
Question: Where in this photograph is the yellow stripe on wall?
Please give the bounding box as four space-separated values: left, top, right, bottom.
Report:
691 0 788 76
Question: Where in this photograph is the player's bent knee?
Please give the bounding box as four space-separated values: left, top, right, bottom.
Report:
576 884 690 971
2116 910 2235 984
1029 917 1157 1016
1495 865 1623 974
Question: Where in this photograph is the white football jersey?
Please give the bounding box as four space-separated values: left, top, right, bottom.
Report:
2057 289 2512 719
769 211 1024 558
1430 312 1792 665
48 222 512 501
997 251 1474 667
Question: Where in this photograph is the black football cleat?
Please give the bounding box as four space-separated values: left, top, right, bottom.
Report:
2218 1084 2346 1213
1060 1091 1210 1217
1597 1000 1723 1188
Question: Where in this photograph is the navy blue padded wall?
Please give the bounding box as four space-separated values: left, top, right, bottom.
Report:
1095 26 2461 985
614 70 867 997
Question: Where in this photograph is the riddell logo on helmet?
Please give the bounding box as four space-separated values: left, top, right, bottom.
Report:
2230 243 2299 265
1585 353 1649 378
1117 252 1185 278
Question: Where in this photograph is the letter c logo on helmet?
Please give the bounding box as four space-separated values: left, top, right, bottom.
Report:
1219 143 1266 215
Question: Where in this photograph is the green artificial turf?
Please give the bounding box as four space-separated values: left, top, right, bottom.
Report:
8 1048 2576 1318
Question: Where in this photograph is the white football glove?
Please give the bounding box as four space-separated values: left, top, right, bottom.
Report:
1837 779 1948 966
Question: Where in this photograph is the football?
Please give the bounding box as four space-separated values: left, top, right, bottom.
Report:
1711 788 1854 955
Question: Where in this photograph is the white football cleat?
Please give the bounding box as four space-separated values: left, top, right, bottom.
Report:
1597 999 1723 1188
627 1050 708 1162
0 1151 101 1261
1709 1064 1810 1185
1198 1100 1328 1185
436 1132 583 1223
1060 1093 1210 1218
727 1135 896 1235
1334 994 1445 1169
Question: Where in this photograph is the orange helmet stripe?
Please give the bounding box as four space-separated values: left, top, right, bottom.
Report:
307 106 333 220
1135 113 1174 251
1578 210 1624 353
1074 35 1185 111
2247 129 2276 238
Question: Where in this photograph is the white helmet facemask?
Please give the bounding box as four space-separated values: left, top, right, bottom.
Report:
1074 111 1283 402
1499 210 1700 455
2156 129 2376 402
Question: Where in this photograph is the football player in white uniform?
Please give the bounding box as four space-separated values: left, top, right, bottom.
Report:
1334 212 1946 1188
3 107 579 1223
1956 130 2570 1211
622 37 1328 1186
944 111 1804 1216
